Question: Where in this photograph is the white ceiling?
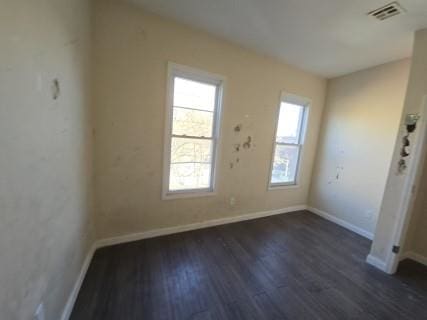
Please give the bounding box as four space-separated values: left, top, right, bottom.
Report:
128 0 427 78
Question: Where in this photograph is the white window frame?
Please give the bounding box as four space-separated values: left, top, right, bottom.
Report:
268 92 310 190
162 62 225 200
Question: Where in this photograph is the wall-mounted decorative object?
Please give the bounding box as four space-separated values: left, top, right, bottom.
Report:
398 113 421 174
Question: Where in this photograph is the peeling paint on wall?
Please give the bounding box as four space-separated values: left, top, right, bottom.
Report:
229 120 257 170
243 136 252 149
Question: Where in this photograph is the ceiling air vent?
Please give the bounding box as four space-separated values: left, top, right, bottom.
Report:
368 2 406 21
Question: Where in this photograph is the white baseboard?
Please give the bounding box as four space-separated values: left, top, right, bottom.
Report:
95 205 308 249
60 205 307 319
366 254 387 272
60 243 96 320
400 251 427 266
63 204 387 318
307 207 374 240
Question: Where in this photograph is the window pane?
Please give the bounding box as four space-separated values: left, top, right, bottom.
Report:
172 107 214 137
276 102 304 144
169 163 211 191
271 145 299 184
173 77 216 111
171 137 212 163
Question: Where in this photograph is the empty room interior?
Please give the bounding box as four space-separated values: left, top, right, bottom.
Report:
3 0 427 319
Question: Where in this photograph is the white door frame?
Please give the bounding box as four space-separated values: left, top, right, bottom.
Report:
385 96 427 274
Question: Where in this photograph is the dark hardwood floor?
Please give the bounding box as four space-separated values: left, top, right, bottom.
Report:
71 210 427 320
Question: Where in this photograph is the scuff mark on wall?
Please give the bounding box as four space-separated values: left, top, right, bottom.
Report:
64 38 79 47
136 27 147 39
335 166 344 180
51 78 60 100
113 156 122 167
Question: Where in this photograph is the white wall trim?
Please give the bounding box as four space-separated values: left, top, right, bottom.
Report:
96 205 307 248
60 243 97 320
400 251 427 266
307 207 374 240
366 254 388 272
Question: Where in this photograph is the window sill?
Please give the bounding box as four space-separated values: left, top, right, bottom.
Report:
268 184 300 191
162 190 216 200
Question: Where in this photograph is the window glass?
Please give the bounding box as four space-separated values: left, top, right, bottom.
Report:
165 68 223 195
271 145 300 184
276 102 304 144
172 107 214 137
270 97 307 186
173 77 216 111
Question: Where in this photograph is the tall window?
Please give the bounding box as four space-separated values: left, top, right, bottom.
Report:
269 94 309 187
163 63 224 198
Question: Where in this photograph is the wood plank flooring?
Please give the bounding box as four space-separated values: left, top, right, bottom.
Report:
70 210 427 320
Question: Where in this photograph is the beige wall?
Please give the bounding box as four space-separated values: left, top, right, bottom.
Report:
0 0 94 319
309 60 410 236
93 0 326 239
4 0 415 316
370 29 427 263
